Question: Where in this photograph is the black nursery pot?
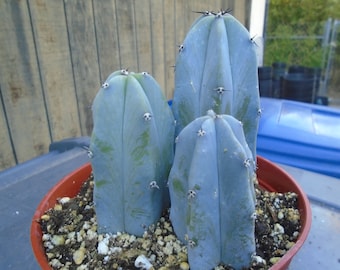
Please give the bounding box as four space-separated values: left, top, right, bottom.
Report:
258 66 273 97
280 73 315 103
272 62 286 98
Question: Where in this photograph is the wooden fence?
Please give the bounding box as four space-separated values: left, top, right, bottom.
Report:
0 0 249 171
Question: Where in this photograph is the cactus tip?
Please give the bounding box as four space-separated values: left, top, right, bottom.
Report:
121 68 129 75
207 109 216 118
193 10 213 16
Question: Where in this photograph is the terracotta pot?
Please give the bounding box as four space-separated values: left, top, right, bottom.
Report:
256 156 312 269
31 156 312 270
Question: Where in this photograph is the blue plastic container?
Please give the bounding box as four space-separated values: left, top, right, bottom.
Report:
257 98 340 179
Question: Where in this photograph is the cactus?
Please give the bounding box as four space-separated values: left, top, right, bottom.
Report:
168 110 256 270
89 69 175 236
172 11 260 157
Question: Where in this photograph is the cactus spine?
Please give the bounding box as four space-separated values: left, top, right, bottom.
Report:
169 110 256 270
172 11 260 157
90 70 174 236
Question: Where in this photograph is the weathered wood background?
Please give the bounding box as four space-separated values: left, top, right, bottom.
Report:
0 0 249 171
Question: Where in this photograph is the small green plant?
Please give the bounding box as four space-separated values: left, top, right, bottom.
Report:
264 0 340 68
264 25 324 67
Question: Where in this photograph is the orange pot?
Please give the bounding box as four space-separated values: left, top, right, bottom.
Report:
31 156 311 270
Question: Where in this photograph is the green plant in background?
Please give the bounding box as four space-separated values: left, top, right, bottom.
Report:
265 0 340 68
90 70 174 236
265 28 324 67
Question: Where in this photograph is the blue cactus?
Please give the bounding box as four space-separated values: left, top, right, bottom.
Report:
89 69 175 236
168 110 256 270
172 11 260 157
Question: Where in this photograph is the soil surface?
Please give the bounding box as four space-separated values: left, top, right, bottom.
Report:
39 174 301 270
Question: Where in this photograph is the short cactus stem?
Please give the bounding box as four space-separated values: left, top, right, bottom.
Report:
169 110 256 270
90 70 175 236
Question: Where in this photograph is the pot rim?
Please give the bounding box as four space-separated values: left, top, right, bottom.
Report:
30 156 312 270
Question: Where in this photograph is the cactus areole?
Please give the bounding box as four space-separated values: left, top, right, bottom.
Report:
90 69 175 236
169 110 256 270
172 11 261 157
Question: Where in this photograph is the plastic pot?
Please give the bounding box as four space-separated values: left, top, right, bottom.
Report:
31 156 312 270
258 66 273 97
280 73 315 103
272 62 286 98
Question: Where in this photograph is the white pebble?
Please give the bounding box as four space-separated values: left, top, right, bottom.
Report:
149 254 156 262
110 247 122 254
84 205 92 210
44 241 54 250
86 229 97 240
50 258 63 268
59 197 70 204
163 242 174 255
73 247 86 265
285 241 295 249
51 235 65 246
97 239 109 255
68 231 76 237
157 239 165 246
134 254 153 269
42 233 51 241
252 254 266 265
277 211 284 219
179 262 190 270
142 239 152 250
293 231 299 238
129 235 137 243
76 265 88 270
269 257 281 264
155 228 162 236
271 223 285 236
77 231 84 242
82 221 91 230
40 214 50 221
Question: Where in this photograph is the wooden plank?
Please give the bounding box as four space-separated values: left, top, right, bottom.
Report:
0 92 16 170
64 0 101 135
175 0 190 46
234 0 246 26
150 1 166 95
0 0 51 164
163 0 176 99
93 0 121 81
114 0 138 71
134 0 152 74
29 0 82 142
187 0 205 28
